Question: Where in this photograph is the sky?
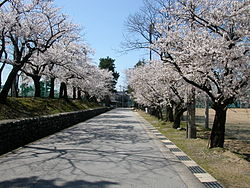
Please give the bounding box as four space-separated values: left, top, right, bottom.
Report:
54 0 148 90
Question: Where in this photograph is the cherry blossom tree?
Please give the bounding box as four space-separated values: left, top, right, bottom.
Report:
41 41 74 98
127 61 168 119
0 0 16 90
127 60 189 127
153 0 250 148
69 65 113 102
22 36 89 97
0 0 77 103
0 27 7 89
38 38 113 101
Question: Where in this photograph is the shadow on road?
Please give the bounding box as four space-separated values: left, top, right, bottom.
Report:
0 177 119 188
0 109 182 187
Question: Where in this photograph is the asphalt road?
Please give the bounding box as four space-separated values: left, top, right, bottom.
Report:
0 108 205 188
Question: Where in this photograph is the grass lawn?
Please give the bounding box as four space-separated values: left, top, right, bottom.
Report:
0 97 101 121
137 110 250 188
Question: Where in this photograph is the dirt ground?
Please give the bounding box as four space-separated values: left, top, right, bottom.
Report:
196 108 250 159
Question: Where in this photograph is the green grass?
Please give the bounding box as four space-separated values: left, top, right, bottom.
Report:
0 97 101 120
138 110 250 188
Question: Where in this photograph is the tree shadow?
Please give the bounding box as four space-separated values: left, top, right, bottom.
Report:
0 109 182 187
0 177 119 188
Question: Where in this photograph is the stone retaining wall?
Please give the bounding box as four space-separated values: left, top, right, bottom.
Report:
0 108 110 155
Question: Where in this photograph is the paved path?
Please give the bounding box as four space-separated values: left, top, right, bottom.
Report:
0 108 205 188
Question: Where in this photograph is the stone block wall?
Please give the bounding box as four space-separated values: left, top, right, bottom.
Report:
0 108 109 155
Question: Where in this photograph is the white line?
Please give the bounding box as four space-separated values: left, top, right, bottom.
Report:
194 173 217 182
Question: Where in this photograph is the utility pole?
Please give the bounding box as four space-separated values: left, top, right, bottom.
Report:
149 23 154 61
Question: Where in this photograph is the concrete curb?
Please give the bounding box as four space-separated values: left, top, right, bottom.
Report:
137 114 224 188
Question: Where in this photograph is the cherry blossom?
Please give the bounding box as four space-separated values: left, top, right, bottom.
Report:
152 0 250 147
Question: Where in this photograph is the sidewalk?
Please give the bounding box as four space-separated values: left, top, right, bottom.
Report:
0 108 205 188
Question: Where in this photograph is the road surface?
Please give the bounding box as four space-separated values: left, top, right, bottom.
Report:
0 108 205 188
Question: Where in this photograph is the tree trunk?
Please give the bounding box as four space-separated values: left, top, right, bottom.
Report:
59 82 67 99
90 96 98 103
187 107 196 138
11 74 19 97
204 95 209 129
173 110 182 129
73 87 76 99
157 107 163 120
209 106 227 148
166 105 174 122
0 72 2 90
0 62 6 90
32 75 41 97
77 88 81 99
49 77 55 99
187 87 196 139
84 92 90 101
104 95 110 106
173 107 186 129
0 32 6 90
149 107 157 117
11 81 18 97
0 65 20 103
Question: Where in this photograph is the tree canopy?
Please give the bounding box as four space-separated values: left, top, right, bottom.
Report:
0 0 114 104
125 0 250 148
99 56 119 92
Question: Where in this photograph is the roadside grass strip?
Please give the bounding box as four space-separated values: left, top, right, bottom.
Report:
157 135 223 188
137 115 224 188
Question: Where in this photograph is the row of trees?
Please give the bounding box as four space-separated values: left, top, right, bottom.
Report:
127 60 188 128
0 0 115 103
125 0 249 148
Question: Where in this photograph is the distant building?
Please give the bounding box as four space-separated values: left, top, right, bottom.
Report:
115 91 132 107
